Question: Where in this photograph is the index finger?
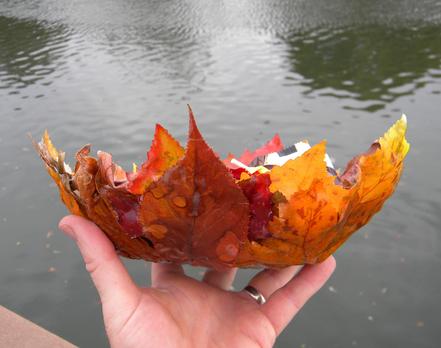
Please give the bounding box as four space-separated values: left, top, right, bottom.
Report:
59 215 140 309
151 262 185 286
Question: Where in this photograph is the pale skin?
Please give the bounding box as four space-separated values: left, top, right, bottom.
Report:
59 215 336 348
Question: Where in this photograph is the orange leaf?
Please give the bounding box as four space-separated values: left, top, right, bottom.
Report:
315 115 409 261
35 132 83 217
255 115 409 264
269 140 329 198
257 141 356 263
128 124 184 194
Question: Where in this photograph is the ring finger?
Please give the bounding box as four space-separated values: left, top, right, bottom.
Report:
241 265 302 301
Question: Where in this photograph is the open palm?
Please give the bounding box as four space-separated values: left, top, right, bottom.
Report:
60 215 335 348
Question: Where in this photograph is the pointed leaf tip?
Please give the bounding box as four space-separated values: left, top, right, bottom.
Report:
378 114 410 158
236 133 284 166
128 122 184 194
187 105 203 140
43 129 59 160
155 123 163 132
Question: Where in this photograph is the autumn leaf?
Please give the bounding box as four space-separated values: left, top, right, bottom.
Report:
242 115 409 265
36 133 159 261
128 124 184 194
315 115 409 261
36 109 409 269
269 140 330 198
35 131 83 217
139 107 250 267
224 134 283 169
238 173 273 241
237 134 283 165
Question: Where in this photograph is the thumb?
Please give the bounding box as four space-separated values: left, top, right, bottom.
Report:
59 215 140 310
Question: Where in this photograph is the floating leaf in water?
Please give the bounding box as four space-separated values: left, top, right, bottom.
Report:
35 107 409 269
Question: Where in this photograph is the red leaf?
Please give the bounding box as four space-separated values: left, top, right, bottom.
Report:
239 173 273 241
100 187 143 238
138 106 250 267
224 134 283 168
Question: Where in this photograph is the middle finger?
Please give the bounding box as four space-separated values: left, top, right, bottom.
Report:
203 268 238 290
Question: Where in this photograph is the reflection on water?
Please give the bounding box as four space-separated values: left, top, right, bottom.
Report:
1 1 441 347
0 16 69 90
284 25 441 111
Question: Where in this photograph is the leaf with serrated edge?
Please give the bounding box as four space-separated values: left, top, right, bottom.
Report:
36 112 409 268
128 125 184 194
139 106 249 268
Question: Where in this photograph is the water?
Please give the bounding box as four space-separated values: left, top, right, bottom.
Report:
1 0 440 346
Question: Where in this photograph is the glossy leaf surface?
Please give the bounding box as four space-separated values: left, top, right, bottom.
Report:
36 110 409 269
138 108 250 266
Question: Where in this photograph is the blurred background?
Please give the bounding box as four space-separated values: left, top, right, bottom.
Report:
1 0 440 347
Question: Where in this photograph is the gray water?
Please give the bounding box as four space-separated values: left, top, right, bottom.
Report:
1 1 441 347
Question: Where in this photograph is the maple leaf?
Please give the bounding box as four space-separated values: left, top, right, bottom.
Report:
36 109 409 269
237 115 409 265
138 107 250 267
314 115 410 262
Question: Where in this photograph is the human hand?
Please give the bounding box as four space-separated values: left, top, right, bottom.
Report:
59 215 335 348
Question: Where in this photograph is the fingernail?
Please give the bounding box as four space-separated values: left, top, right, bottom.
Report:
59 223 76 240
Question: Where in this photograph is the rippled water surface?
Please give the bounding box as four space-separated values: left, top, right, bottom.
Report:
1 1 441 347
